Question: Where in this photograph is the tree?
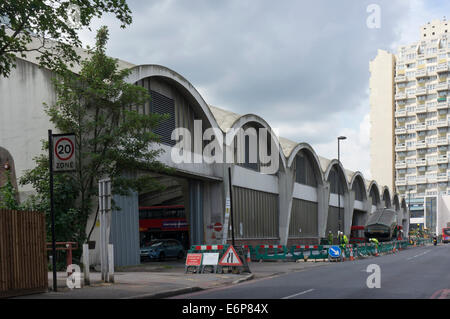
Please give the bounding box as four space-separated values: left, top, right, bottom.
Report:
21 26 170 246
0 169 19 210
0 0 132 77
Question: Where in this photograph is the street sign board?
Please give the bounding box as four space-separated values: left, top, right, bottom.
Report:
213 222 223 232
52 134 76 172
218 245 243 266
186 253 203 266
202 253 219 266
328 246 341 258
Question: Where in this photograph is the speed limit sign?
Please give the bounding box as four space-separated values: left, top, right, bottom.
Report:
52 133 76 172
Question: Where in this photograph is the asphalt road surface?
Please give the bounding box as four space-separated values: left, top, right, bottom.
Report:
173 243 450 299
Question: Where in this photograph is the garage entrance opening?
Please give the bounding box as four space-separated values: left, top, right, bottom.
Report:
138 173 204 255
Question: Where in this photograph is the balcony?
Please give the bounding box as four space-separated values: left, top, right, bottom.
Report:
415 105 427 113
395 161 407 169
438 156 448 164
395 110 407 117
416 88 427 96
415 123 427 131
437 119 449 128
395 75 407 83
437 101 449 109
438 173 448 182
395 127 407 134
395 179 407 186
416 158 427 166
395 93 407 100
437 137 448 145
437 83 449 91
415 69 427 78
395 144 407 151
416 176 427 184
437 64 449 73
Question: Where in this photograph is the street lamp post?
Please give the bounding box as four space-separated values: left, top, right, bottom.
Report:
337 136 346 243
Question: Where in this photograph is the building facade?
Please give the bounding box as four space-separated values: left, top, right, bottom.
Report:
1 47 409 267
370 19 450 234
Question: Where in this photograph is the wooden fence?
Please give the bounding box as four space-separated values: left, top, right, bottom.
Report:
0 209 47 298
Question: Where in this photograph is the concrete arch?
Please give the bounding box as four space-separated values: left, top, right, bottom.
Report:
349 172 368 201
393 194 400 212
368 181 381 205
228 113 287 171
382 186 392 208
287 142 324 185
126 64 221 132
324 159 349 193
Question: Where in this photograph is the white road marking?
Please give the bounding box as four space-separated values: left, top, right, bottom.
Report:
281 288 315 299
407 250 430 261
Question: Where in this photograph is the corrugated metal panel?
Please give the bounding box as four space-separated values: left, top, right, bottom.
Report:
189 180 204 245
326 206 344 234
232 186 279 239
289 199 318 237
110 192 140 267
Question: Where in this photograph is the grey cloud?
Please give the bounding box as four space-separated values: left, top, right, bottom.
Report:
91 0 413 145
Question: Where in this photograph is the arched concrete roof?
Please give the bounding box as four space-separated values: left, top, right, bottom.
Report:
401 197 407 209
349 171 368 200
368 181 381 204
125 64 221 133
393 194 400 211
382 186 392 208
324 159 349 192
227 113 287 170
286 142 324 185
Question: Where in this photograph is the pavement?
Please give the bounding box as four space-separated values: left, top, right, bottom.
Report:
14 258 330 299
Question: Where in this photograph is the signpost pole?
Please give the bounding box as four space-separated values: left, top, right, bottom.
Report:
48 129 57 292
228 167 235 247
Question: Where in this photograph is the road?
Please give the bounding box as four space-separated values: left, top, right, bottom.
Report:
173 243 450 299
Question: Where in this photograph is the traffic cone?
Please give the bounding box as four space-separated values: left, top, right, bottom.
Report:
246 249 251 263
349 247 354 261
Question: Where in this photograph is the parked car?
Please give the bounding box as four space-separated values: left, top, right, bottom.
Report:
140 239 185 261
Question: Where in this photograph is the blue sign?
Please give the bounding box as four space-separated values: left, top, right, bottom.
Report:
328 246 341 258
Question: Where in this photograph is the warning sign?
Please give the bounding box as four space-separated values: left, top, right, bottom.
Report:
185 253 202 266
218 245 243 266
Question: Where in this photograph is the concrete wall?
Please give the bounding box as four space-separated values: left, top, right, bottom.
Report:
0 58 57 201
369 50 395 192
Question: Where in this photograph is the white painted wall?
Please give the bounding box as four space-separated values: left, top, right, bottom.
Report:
0 58 57 201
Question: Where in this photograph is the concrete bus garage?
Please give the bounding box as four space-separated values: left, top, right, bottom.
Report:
0 52 411 267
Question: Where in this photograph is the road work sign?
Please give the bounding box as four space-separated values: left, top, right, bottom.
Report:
219 245 243 266
186 253 203 266
52 133 76 172
328 246 341 258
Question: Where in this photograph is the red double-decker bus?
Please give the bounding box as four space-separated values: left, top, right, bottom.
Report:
443 228 450 243
139 205 189 248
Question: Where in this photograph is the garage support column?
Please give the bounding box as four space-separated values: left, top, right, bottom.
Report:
344 190 355 237
278 166 295 246
317 182 330 239
221 163 232 245
363 196 373 225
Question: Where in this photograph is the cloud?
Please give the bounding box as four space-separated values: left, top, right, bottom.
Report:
76 0 447 183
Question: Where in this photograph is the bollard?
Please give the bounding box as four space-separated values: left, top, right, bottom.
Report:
83 244 90 286
66 243 73 277
108 244 114 283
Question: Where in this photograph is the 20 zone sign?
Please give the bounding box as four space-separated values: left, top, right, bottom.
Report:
53 134 76 172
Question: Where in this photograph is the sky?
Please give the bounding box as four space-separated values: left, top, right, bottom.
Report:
78 0 450 180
